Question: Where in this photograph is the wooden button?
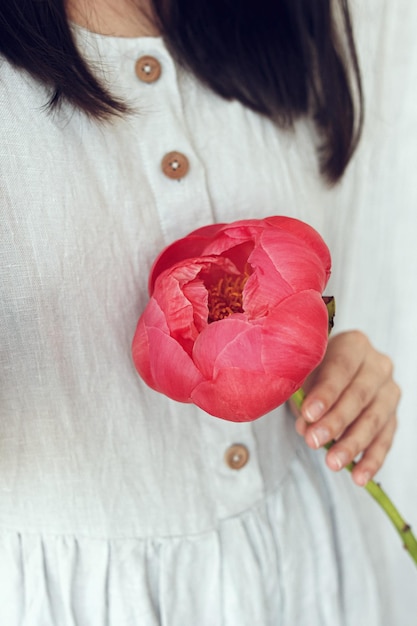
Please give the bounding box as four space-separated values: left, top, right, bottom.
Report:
161 151 189 180
135 56 161 83
225 444 249 470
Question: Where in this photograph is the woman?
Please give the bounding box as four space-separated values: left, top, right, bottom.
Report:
0 0 407 624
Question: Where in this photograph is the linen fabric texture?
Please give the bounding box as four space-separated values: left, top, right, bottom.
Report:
1 3 416 623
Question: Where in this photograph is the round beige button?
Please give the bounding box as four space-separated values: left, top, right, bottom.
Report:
161 151 190 180
225 444 250 470
135 56 162 83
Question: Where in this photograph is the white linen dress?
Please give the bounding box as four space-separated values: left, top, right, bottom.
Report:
1 2 416 624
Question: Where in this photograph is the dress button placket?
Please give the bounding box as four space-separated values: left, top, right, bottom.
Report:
129 43 264 516
131 44 214 243
196 413 264 518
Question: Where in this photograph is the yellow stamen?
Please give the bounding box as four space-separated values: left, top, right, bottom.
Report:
207 273 249 323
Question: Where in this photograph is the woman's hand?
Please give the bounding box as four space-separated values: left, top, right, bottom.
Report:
294 330 400 486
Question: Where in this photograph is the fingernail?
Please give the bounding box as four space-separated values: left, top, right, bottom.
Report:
329 450 349 470
310 427 330 448
304 400 325 423
356 471 371 487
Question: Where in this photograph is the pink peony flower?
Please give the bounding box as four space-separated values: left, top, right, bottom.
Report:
132 216 331 421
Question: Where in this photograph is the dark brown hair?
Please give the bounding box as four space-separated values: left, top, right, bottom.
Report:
0 0 363 183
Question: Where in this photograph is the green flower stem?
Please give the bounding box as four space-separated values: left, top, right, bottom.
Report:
291 387 417 568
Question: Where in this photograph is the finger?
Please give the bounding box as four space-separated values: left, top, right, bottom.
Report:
304 357 395 450
295 417 307 436
351 414 398 486
301 331 369 423
324 379 401 471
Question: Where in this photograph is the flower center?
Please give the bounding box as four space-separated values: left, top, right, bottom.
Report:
206 273 249 323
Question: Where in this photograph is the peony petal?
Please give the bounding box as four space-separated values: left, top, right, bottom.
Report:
263 216 331 275
132 313 155 388
181 279 209 333
258 228 330 292
260 290 328 381
149 216 331 294
132 297 182 388
133 323 204 402
192 317 264 379
136 296 170 333
150 255 244 355
185 223 227 238
191 368 297 421
131 297 172 384
243 246 294 317
154 273 202 350
149 224 226 293
202 222 262 258
153 257 233 350
156 255 240 295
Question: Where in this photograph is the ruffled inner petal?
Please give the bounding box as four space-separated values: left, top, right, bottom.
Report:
243 246 294 317
154 258 226 350
181 279 209 333
148 224 225 293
